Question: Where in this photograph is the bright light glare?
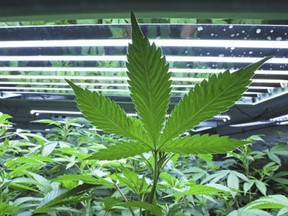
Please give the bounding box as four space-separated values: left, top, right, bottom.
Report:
30 110 82 115
0 39 286 49
0 67 286 75
0 75 286 85
0 56 286 64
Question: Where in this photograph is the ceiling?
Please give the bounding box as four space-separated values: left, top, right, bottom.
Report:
0 0 287 136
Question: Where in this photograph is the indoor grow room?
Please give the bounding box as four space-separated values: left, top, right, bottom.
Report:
0 0 287 215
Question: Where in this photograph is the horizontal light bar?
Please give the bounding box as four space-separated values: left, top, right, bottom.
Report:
30 110 231 122
0 87 262 95
168 56 288 64
0 75 127 80
0 82 129 87
0 67 127 72
1 75 287 85
0 75 203 82
0 81 275 90
30 110 82 115
0 87 127 91
0 66 286 75
270 114 288 122
0 55 286 64
0 39 287 49
253 89 288 105
230 114 288 127
277 121 288 125
230 121 271 127
0 81 196 89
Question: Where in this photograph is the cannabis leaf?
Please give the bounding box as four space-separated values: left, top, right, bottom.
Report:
65 79 150 148
66 12 270 161
127 12 172 146
161 134 249 154
86 141 150 160
160 57 271 147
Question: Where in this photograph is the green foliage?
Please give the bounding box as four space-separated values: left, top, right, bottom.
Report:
127 12 172 145
160 58 268 146
65 11 270 215
161 134 249 154
87 141 150 160
1 115 288 215
245 195 288 210
0 12 279 216
67 12 268 159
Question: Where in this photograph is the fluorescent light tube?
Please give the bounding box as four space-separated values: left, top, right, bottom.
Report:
277 121 288 125
230 121 271 127
0 81 275 91
30 110 82 115
0 67 286 75
0 56 285 64
1 75 286 85
270 114 288 122
0 39 286 49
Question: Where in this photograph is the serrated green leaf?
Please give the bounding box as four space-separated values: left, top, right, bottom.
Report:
201 170 230 184
245 195 288 210
31 119 62 127
0 202 19 215
228 209 273 216
34 183 97 213
197 154 213 162
160 57 271 145
255 180 267 195
42 141 58 156
13 197 42 206
66 79 150 147
127 12 172 145
115 165 149 194
161 134 249 154
227 172 239 190
35 206 82 213
278 207 288 216
120 201 162 216
103 197 122 211
268 152 281 164
233 171 249 182
243 180 255 195
270 144 288 156
177 184 226 196
86 141 150 160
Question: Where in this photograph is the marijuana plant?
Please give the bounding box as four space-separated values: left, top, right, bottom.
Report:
66 12 269 215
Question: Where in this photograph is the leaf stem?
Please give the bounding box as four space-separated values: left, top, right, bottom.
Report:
115 183 135 216
146 151 161 216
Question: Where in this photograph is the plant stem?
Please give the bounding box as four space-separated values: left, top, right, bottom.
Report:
115 183 135 216
145 151 161 216
85 199 91 216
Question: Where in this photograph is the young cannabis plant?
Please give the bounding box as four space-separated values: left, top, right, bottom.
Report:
66 12 270 210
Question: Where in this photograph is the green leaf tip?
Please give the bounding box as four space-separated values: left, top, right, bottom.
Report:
65 79 78 92
127 11 172 145
130 11 144 41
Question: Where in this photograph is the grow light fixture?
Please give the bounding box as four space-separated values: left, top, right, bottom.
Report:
0 39 287 49
0 75 286 85
31 110 230 123
0 92 21 99
230 114 288 127
230 121 272 127
277 121 288 125
0 67 286 76
0 55 286 64
270 114 288 122
30 110 82 115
